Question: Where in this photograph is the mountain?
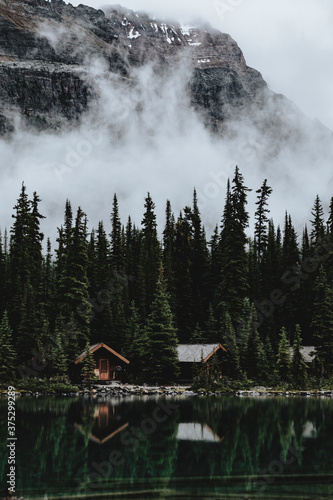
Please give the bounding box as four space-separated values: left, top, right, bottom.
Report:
0 0 321 144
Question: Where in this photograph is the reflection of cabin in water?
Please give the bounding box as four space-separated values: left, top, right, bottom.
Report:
75 342 130 381
74 402 129 444
177 423 223 442
177 344 227 382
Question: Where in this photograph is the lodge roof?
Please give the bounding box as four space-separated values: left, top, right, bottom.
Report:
75 342 130 365
288 346 316 363
177 344 227 363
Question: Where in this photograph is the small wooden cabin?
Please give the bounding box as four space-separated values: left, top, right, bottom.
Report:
288 346 316 364
75 342 130 382
177 344 227 382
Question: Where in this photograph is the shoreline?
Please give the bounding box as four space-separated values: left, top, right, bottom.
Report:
1 383 333 397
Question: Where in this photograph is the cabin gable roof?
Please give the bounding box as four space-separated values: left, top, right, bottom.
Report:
75 342 130 365
177 344 227 363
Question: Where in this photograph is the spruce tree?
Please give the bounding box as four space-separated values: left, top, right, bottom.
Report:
280 214 300 336
277 327 291 383
48 320 68 379
139 193 162 315
204 304 219 343
142 273 179 384
236 298 252 371
264 334 276 381
173 211 194 342
254 179 272 262
310 265 333 374
56 206 91 349
327 196 333 235
80 342 96 382
245 305 267 382
187 189 210 326
221 311 240 379
190 323 204 343
310 195 325 244
110 194 124 272
218 168 251 323
208 224 221 305
127 306 146 383
9 185 45 343
162 200 176 312
123 301 141 356
291 324 307 389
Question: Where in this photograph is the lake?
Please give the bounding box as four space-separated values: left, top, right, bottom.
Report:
1 395 333 499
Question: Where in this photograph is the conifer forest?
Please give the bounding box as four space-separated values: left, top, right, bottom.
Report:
1 166 333 387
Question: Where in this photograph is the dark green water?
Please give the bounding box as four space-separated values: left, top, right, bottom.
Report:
1 395 333 499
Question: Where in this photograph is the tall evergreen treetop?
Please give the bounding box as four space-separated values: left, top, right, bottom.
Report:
110 194 123 271
310 195 325 244
254 179 272 261
218 167 251 322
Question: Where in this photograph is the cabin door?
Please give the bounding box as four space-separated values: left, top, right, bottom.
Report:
100 359 109 380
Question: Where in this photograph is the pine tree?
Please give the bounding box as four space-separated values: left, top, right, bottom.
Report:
291 325 307 388
236 297 252 371
127 304 146 383
0 311 16 383
80 342 96 382
277 327 291 383
327 196 333 236
220 311 240 379
162 200 176 311
187 189 210 326
254 179 272 261
245 305 267 382
208 224 221 305
310 265 333 374
142 273 179 384
124 217 140 304
9 184 45 341
48 319 68 379
264 334 276 380
247 238 261 301
204 304 219 343
190 323 204 343
110 194 124 271
173 211 194 342
280 214 300 336
57 206 91 345
218 168 251 323
310 195 325 244
123 301 141 356
139 193 162 315
282 213 300 269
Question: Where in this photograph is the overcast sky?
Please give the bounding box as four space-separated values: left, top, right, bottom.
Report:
66 0 333 130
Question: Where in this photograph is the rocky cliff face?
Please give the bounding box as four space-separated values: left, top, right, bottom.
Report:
0 0 272 134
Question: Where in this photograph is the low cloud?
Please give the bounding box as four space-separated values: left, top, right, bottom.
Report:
1 8 333 249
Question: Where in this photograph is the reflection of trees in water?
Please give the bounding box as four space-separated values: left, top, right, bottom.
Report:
0 397 89 497
175 396 333 493
1 396 333 497
86 398 180 491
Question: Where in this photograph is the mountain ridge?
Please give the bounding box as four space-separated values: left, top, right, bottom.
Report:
0 0 272 135
0 0 332 176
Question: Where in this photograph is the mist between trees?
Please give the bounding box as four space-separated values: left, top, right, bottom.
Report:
1 165 333 387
